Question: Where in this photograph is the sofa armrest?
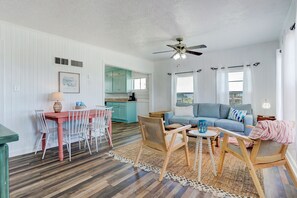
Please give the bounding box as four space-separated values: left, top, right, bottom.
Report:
244 114 254 136
164 112 174 126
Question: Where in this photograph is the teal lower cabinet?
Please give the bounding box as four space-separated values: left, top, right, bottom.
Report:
106 101 137 123
0 125 19 198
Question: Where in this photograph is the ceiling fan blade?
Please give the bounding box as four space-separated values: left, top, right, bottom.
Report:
167 44 178 50
170 52 178 59
187 44 207 50
186 50 203 56
152 50 175 54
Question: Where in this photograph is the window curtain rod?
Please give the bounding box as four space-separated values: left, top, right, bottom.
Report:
167 69 202 75
210 62 260 70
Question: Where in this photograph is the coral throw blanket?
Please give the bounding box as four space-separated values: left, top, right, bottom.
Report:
249 120 295 144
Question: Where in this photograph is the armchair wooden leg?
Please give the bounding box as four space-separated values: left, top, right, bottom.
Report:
238 140 265 198
159 151 171 181
218 135 228 175
182 131 190 166
284 157 297 187
134 143 143 167
184 143 190 166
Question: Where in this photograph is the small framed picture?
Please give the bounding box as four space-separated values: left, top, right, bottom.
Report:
59 72 80 93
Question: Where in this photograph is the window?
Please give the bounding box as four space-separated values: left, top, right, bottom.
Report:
176 75 194 105
228 72 243 106
133 78 146 90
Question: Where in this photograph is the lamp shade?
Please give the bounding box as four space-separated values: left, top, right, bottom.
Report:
262 101 271 109
50 92 64 101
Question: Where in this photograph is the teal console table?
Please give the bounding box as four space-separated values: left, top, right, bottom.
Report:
0 124 19 198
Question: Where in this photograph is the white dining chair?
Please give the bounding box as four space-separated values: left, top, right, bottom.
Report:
90 106 113 152
64 109 92 161
34 110 57 159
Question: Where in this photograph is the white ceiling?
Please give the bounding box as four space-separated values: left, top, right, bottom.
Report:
0 0 292 61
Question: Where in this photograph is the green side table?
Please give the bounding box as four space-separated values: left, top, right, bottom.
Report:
0 124 19 198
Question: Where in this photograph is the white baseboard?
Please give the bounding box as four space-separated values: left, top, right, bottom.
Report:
286 151 297 178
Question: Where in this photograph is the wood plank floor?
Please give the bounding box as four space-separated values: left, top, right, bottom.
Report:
9 122 297 198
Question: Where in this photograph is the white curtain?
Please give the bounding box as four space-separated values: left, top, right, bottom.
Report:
193 72 199 103
243 65 253 104
282 30 296 122
171 74 177 110
276 49 283 120
216 68 229 104
281 28 296 163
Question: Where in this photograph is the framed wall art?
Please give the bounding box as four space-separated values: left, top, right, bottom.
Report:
59 72 80 93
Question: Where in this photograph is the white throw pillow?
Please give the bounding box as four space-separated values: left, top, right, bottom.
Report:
174 106 194 117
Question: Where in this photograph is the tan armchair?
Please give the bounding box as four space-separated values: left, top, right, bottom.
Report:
217 127 297 198
135 116 191 181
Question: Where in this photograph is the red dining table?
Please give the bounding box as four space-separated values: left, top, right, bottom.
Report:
44 110 112 161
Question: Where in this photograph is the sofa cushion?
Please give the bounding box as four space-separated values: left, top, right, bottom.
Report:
174 106 194 117
233 104 252 114
228 107 247 122
193 103 199 117
215 119 244 132
189 117 219 127
198 103 220 118
169 116 192 125
220 104 230 119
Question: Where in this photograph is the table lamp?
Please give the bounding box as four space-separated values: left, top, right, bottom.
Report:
50 92 64 113
262 99 271 116
262 99 271 109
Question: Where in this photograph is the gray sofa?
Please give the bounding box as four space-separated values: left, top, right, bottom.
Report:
164 103 253 136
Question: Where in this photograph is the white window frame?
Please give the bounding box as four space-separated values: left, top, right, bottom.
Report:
133 77 147 90
228 71 243 106
176 74 194 105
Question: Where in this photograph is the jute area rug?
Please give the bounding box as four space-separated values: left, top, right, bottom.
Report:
108 141 263 198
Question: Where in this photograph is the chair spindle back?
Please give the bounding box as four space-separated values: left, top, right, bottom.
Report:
35 110 49 134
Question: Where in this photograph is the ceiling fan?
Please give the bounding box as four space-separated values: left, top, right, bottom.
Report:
152 37 207 60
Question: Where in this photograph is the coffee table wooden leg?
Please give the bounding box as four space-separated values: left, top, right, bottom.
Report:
216 137 220 147
211 138 215 154
198 137 203 182
207 137 217 176
193 137 200 171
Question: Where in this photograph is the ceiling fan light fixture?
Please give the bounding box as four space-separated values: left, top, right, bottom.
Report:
153 38 207 59
173 53 181 60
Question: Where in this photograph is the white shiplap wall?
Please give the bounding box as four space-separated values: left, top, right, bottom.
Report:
0 21 154 156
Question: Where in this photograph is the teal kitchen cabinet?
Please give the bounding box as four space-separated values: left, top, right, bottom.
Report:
0 124 19 198
105 67 132 93
112 69 127 93
106 102 137 123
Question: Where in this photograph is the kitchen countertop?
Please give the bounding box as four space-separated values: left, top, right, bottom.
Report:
105 98 136 102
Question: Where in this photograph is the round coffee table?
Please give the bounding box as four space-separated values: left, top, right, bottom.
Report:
189 129 218 182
